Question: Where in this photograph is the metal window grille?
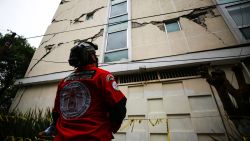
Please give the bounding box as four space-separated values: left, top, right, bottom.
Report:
116 67 199 84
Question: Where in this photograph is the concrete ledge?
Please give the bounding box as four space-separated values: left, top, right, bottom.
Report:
15 46 250 86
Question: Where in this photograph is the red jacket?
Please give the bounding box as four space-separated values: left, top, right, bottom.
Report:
53 65 126 141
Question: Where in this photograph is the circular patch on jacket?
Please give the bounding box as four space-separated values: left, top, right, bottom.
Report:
60 81 91 119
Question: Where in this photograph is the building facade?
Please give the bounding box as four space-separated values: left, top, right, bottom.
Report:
11 0 250 140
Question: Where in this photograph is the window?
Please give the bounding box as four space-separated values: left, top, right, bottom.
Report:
164 21 181 33
104 0 129 63
227 3 250 39
110 2 127 17
106 30 127 51
219 0 250 42
104 49 128 62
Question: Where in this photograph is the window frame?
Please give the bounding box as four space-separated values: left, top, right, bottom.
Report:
164 20 182 33
216 0 250 43
103 0 130 63
109 1 128 19
105 29 128 53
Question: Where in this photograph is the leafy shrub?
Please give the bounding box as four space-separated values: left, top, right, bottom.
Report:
0 109 52 141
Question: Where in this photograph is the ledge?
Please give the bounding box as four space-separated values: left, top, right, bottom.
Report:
15 46 250 86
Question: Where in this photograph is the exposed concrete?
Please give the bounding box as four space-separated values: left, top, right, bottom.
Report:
60 0 70 5
132 6 217 31
73 6 105 24
131 5 236 60
27 28 104 75
132 21 166 32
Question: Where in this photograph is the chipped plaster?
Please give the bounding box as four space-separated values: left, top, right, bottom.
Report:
27 28 104 75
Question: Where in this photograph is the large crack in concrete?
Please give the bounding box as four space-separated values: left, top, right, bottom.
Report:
52 6 105 25
40 34 57 46
132 6 226 45
132 21 167 32
132 6 216 30
27 28 104 74
27 44 55 74
73 6 105 24
182 6 218 29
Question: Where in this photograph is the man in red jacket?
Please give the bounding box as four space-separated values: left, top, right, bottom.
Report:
39 42 127 141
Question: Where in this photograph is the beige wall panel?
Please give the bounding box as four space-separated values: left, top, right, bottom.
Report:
181 18 226 52
205 16 230 33
180 18 205 39
212 31 238 47
163 95 191 114
132 25 171 60
53 0 107 22
169 132 198 141
44 21 70 36
131 0 175 19
181 15 237 51
126 115 149 141
52 1 76 21
10 83 58 113
127 85 146 115
168 115 194 132
183 78 211 96
189 95 224 133
127 98 147 115
127 115 148 132
192 116 225 133
150 133 168 141
126 132 148 141
168 115 198 141
189 96 216 112
128 85 144 99
197 134 225 141
148 116 167 133
148 98 164 114
71 0 107 21
163 82 185 95
168 31 189 54
173 0 213 11
205 16 237 46
144 83 163 98
112 133 126 141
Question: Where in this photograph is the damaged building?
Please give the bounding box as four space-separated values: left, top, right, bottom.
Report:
11 0 250 141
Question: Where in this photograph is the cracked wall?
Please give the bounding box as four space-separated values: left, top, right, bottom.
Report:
25 0 107 77
131 0 237 61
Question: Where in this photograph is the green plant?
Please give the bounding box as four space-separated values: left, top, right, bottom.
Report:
0 108 52 141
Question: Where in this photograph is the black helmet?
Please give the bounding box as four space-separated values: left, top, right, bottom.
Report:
68 41 98 67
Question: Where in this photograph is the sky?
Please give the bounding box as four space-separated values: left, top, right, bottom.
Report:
0 0 61 48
